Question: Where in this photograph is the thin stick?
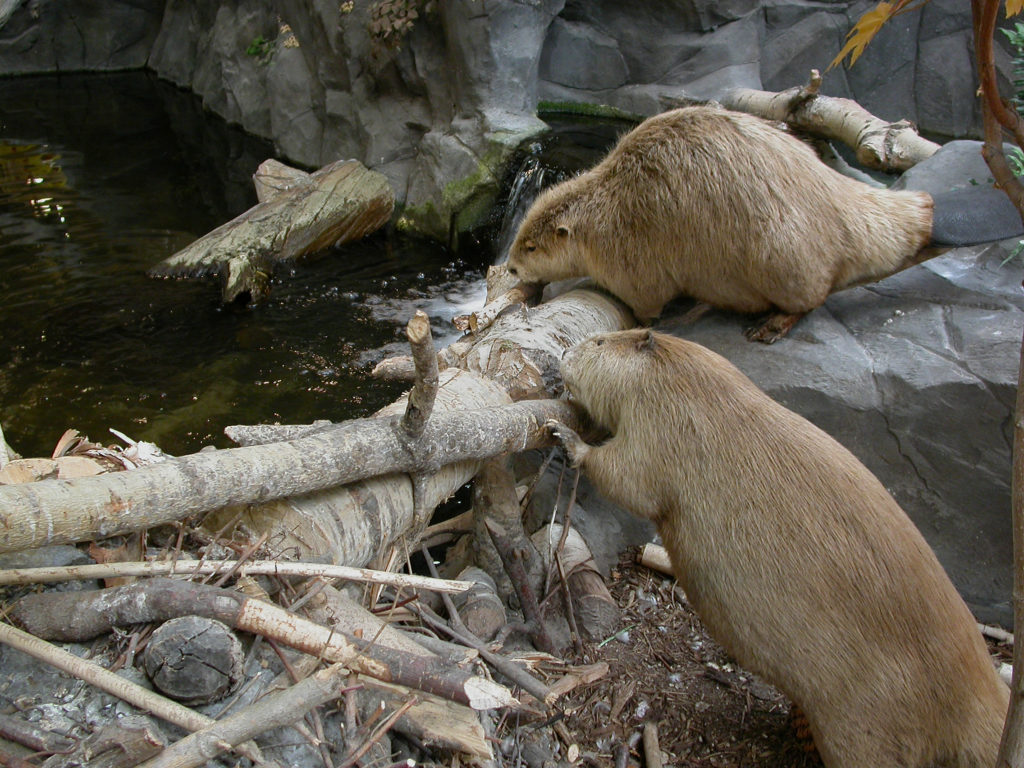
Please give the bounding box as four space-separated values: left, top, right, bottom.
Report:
338 696 418 768
401 310 439 439
210 532 268 587
643 722 663 768
136 664 354 768
0 621 273 767
407 601 555 706
0 560 473 594
555 554 584 656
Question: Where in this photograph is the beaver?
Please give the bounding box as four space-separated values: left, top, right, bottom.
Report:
547 328 1009 768
506 105 1021 342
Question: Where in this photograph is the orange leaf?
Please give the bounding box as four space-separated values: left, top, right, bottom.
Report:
1009 0 1024 17
828 1 897 70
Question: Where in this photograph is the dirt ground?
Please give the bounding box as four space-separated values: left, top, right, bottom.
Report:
528 552 819 768
533 551 1013 768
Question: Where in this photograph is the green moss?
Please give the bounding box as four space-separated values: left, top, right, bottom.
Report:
538 100 644 123
399 126 545 242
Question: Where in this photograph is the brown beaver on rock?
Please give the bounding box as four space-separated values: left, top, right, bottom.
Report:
506 105 1023 342
547 328 1009 768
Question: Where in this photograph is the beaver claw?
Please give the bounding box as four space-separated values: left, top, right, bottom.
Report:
745 311 805 344
545 419 588 467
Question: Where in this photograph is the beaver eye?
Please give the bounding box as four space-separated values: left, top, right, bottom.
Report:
525 241 537 253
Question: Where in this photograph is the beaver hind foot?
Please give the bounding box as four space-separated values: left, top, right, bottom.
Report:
744 311 806 343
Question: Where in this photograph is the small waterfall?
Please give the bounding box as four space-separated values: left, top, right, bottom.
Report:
488 118 635 265
492 151 567 264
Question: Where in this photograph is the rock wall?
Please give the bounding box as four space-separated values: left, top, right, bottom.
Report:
0 0 163 72
0 0 1011 239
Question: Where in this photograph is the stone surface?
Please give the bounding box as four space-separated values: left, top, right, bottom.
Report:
891 140 1014 193
0 0 162 73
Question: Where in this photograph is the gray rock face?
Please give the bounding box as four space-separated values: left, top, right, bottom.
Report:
0 0 162 72
655 243 1022 627
1 0 1013 240
892 140 1013 194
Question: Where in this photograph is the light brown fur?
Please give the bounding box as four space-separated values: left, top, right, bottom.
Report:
508 105 933 326
550 329 1008 768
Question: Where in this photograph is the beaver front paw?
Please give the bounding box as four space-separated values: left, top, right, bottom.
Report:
545 419 590 467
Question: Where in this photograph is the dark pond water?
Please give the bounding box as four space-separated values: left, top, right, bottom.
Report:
0 72 489 458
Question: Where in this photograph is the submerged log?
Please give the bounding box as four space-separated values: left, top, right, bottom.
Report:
149 159 394 303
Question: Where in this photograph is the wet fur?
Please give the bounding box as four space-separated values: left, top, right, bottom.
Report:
554 329 1008 768
508 106 933 322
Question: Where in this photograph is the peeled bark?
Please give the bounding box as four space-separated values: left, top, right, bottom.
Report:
0 374 571 555
723 71 940 172
149 159 394 303
11 579 514 710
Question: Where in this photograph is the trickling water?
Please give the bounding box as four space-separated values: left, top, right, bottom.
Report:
489 116 634 262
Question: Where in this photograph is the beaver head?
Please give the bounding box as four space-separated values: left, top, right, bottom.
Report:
507 181 591 285
560 328 662 433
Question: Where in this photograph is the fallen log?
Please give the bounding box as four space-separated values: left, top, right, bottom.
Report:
0 388 576 554
11 578 514 711
533 523 619 643
722 70 940 172
149 159 394 303
0 286 630 565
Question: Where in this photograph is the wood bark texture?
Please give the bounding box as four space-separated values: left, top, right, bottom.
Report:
11 578 513 710
723 71 940 172
149 159 394 303
135 664 351 768
0 374 572 555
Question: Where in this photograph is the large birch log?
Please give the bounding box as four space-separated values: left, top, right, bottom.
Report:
0 286 632 564
149 159 394 303
722 71 940 172
0 380 570 555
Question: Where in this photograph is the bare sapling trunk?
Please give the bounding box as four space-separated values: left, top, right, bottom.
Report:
723 70 940 172
970 1 1024 764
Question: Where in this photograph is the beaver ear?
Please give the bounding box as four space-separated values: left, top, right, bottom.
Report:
556 224 571 239
636 329 656 352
